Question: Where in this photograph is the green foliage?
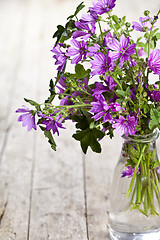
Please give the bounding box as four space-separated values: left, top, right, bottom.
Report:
72 113 105 153
149 108 160 130
39 126 57 151
53 2 85 44
24 98 41 111
67 2 85 20
116 87 130 98
75 64 91 79
73 128 105 154
53 25 67 44
45 79 56 103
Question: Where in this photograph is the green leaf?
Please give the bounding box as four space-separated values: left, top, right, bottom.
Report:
72 128 104 154
136 37 142 43
74 2 85 16
45 79 56 103
149 108 159 130
92 128 105 139
71 114 89 130
116 87 130 98
112 15 119 24
99 30 110 38
137 42 145 48
144 32 150 40
116 90 125 97
75 64 90 79
65 20 76 30
24 98 41 111
75 64 86 79
67 2 85 20
90 136 101 153
151 28 159 36
53 25 66 44
114 23 121 30
156 33 160 40
39 126 57 151
121 16 126 26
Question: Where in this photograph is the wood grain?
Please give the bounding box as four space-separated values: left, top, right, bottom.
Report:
0 0 160 239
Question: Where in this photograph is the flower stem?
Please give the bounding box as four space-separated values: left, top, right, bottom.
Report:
126 145 146 198
136 174 141 203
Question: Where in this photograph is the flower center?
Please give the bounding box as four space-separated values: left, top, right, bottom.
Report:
102 4 109 9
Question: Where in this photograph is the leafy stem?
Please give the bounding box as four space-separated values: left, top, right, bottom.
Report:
126 144 146 198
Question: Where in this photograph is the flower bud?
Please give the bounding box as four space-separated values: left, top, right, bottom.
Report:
125 22 131 28
144 10 150 16
143 92 147 97
63 43 67 48
99 75 105 80
154 16 158 20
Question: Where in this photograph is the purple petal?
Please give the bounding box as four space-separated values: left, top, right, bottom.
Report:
71 54 82 64
108 38 121 51
120 34 129 50
132 22 143 32
126 43 136 55
108 51 121 61
70 38 81 49
66 47 79 56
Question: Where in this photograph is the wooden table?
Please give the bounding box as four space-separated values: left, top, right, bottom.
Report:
0 0 160 239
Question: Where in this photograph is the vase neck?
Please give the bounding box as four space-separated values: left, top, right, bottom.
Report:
122 129 159 144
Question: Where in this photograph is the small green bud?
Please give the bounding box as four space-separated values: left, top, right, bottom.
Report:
63 43 67 48
143 92 147 97
99 75 105 80
125 22 131 28
142 27 149 32
144 10 150 16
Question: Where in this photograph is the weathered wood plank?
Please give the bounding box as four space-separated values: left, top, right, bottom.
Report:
84 136 122 240
26 1 88 238
0 0 44 239
0 0 27 155
28 128 88 240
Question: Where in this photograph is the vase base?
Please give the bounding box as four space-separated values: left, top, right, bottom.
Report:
109 227 160 240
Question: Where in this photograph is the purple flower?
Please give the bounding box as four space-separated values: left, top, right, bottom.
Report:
103 31 113 46
132 17 152 32
72 21 96 40
51 45 67 71
38 112 65 136
157 166 160 175
90 52 113 76
90 94 112 123
66 39 87 64
105 76 117 91
112 115 138 136
87 44 100 57
138 47 145 57
56 77 89 105
90 0 116 15
81 11 98 24
110 102 121 112
130 87 136 100
150 90 160 102
92 76 117 95
121 165 139 178
92 82 109 95
108 34 136 64
56 77 67 94
16 106 37 131
148 49 160 76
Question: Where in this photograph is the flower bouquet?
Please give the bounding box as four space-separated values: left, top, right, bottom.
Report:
16 0 160 238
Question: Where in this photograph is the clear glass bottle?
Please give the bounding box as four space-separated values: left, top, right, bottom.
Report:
108 130 160 240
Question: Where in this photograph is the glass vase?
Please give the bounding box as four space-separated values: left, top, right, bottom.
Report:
108 130 160 240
